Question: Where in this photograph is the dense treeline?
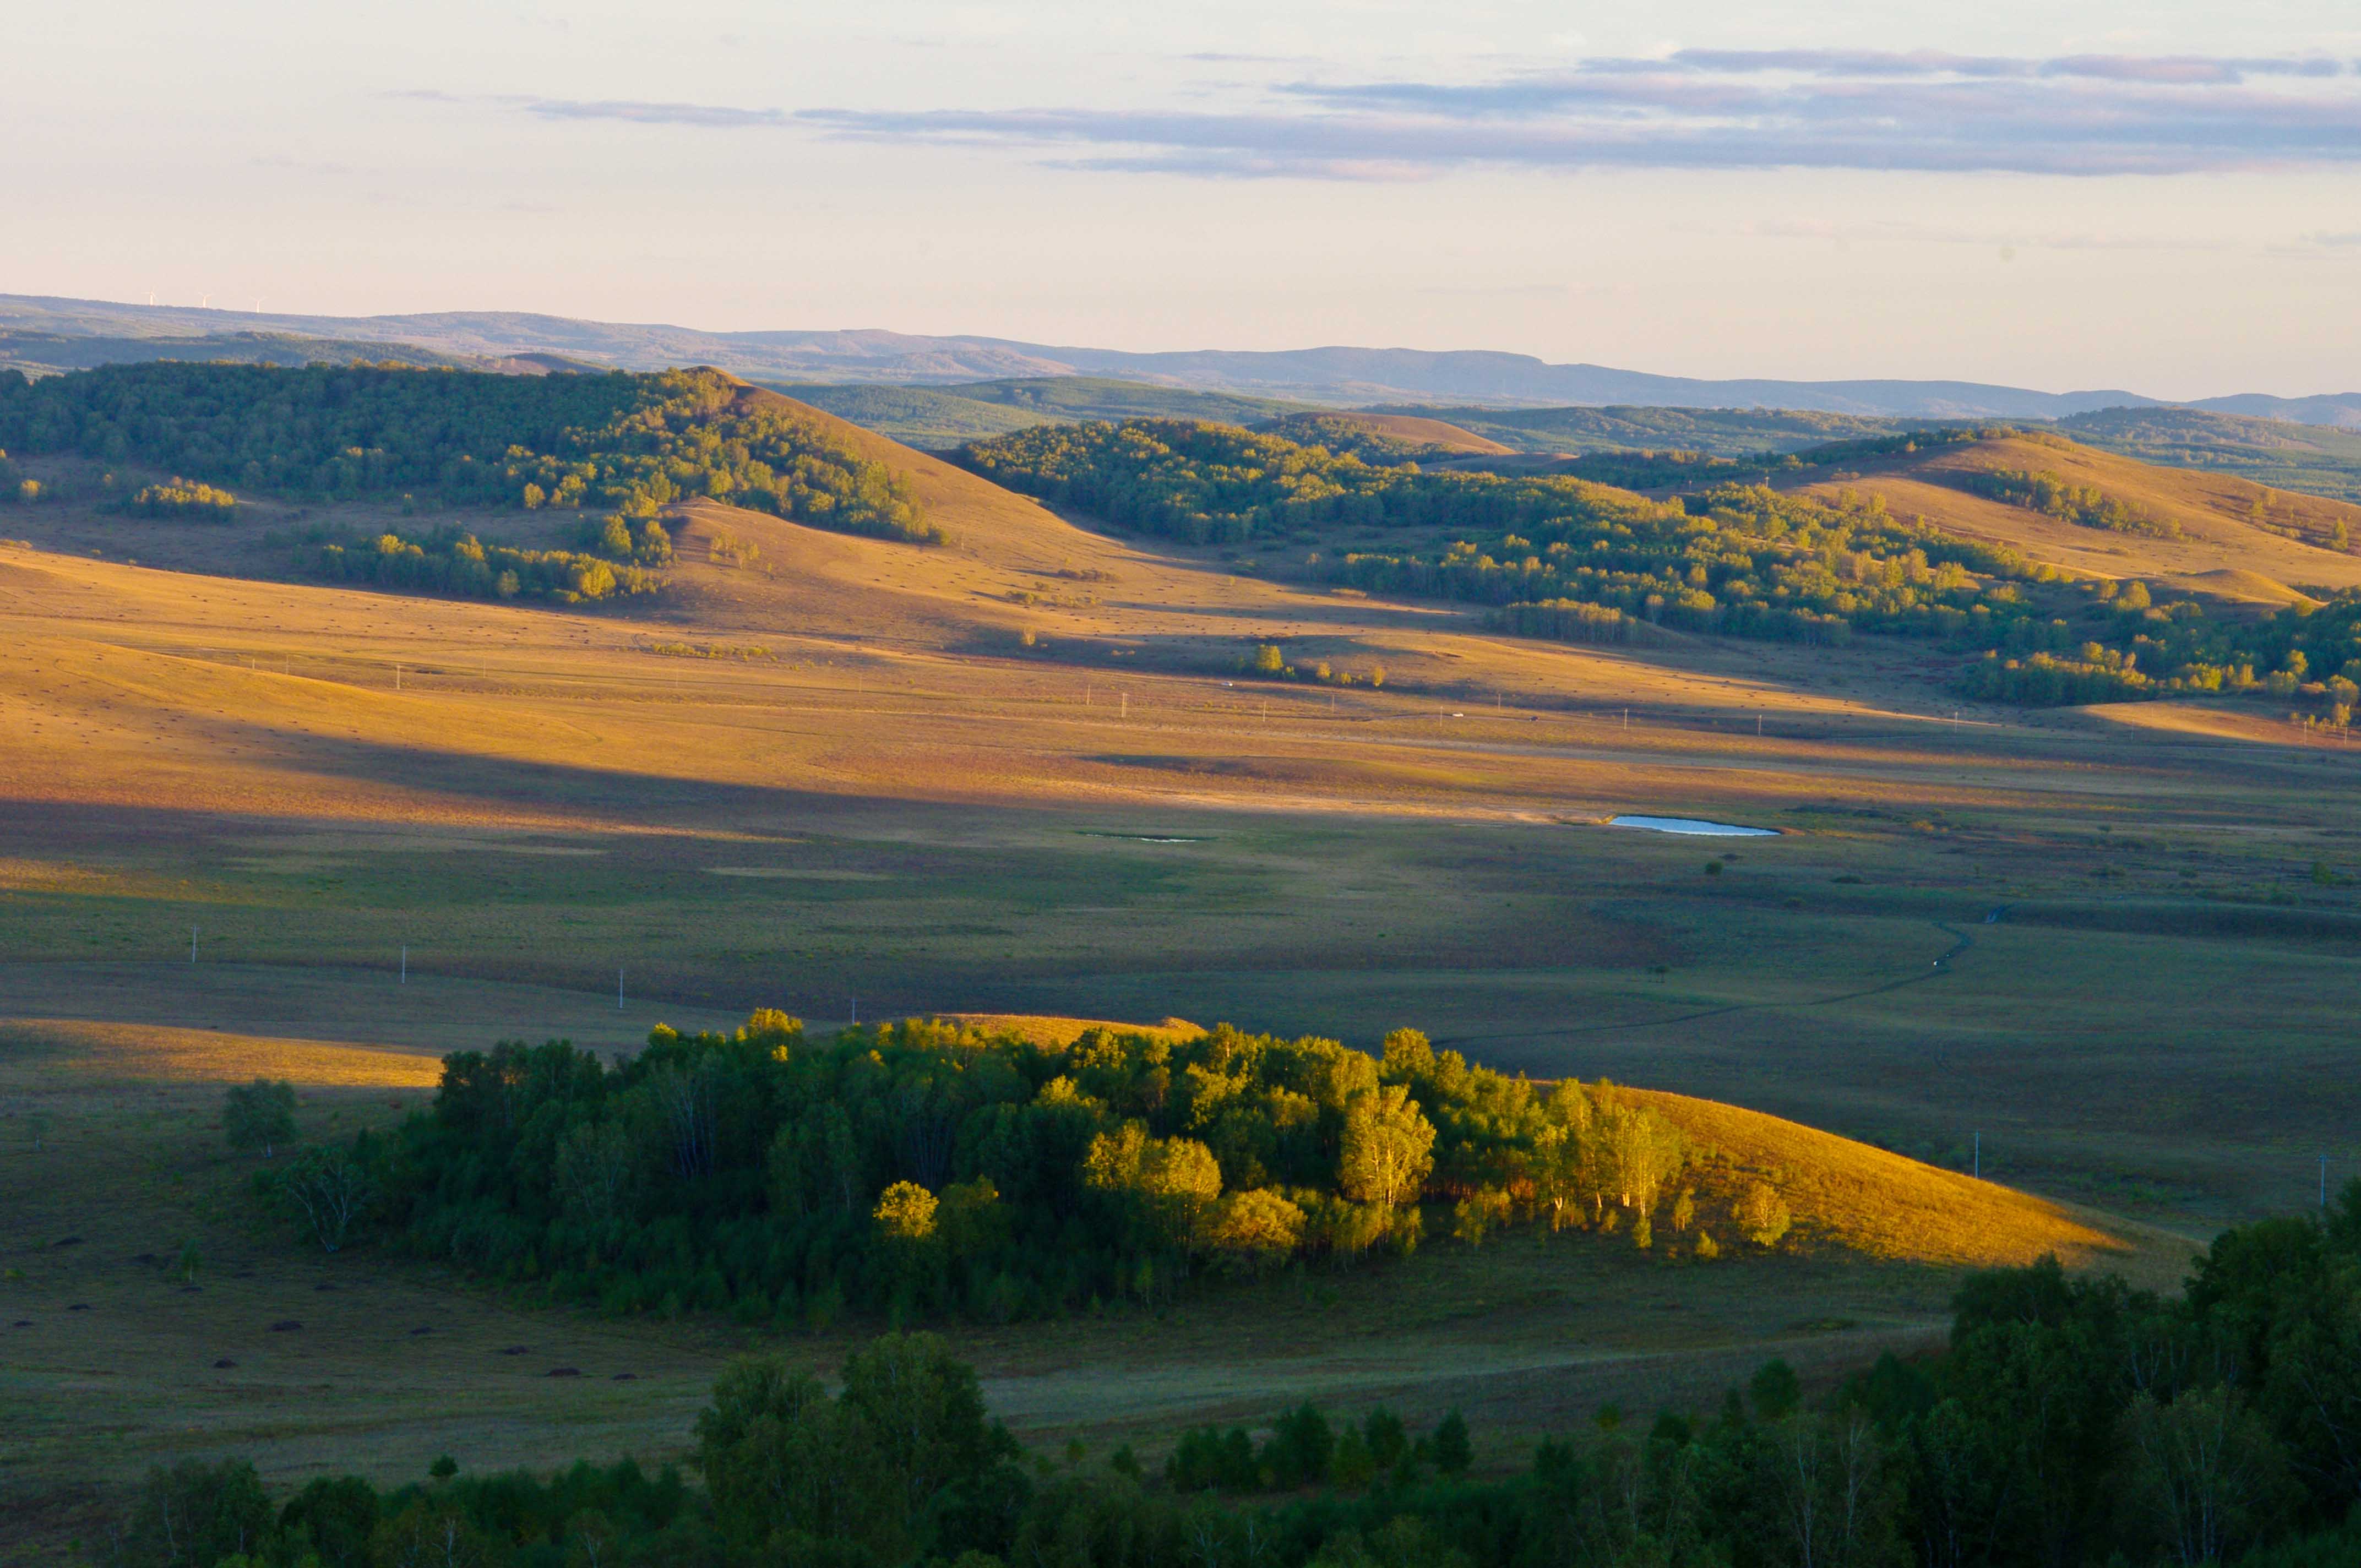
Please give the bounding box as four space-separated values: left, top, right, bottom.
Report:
318 1015 1731 1326
961 420 2361 710
116 1189 2361 1567
961 419 1674 545
0 362 938 545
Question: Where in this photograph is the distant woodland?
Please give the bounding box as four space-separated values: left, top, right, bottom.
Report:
963 420 2361 711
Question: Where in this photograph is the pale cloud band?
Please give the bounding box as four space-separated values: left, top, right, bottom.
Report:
437 48 2361 179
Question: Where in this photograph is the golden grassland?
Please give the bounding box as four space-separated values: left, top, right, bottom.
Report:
0 406 2347 1552
0 1017 443 1089
5 415 2361 1233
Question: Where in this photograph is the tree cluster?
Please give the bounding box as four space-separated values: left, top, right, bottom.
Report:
129 475 239 520
329 1015 1715 1327
0 362 937 546
297 526 660 604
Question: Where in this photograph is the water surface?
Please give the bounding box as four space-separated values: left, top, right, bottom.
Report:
1607 815 1779 837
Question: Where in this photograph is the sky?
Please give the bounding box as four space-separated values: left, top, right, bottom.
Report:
5 1 2359 397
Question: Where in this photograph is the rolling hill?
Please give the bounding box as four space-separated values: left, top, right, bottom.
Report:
2056 406 2361 503
773 384 2361 511
0 328 595 379
1375 402 2361 508
9 291 2357 423
1784 430 2361 602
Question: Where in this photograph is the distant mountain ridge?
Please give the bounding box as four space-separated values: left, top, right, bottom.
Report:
4 292 2357 427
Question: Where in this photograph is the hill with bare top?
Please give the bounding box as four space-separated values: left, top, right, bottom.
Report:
1258 410 1515 456
1789 430 2361 601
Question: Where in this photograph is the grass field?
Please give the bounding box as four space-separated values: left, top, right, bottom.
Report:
2 399 2352 1554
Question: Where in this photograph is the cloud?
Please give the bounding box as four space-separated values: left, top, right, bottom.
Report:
1730 217 2237 253
517 98 792 129
1636 48 2348 84
414 47 2361 180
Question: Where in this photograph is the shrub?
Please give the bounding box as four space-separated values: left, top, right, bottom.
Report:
222 1077 297 1158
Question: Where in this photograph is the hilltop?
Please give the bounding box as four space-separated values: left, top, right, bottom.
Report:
1257 411 1514 458
778 376 1314 449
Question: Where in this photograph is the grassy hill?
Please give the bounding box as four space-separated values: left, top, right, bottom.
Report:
1786 429 2361 602
1259 411 1514 457
1364 402 2361 509
0 993 2187 1552
1630 1089 2140 1272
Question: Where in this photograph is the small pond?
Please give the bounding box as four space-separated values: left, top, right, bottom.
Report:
1608 814 1780 837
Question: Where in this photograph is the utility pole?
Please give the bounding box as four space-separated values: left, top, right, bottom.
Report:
1973 1131 1982 1179
190 925 198 964
2323 1154 2331 1208
850 996 858 1026
616 967 623 1010
1120 692 1128 719
395 662 402 692
400 945 406 984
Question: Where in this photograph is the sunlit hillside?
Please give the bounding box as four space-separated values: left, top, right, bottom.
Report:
1791 431 2361 601
1629 1088 2150 1272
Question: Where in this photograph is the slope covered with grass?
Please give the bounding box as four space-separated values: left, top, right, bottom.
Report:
1629 1088 2135 1270
1258 411 1514 457
1796 430 2361 600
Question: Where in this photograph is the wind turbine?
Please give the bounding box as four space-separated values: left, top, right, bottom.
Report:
199 293 213 309
146 290 157 306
